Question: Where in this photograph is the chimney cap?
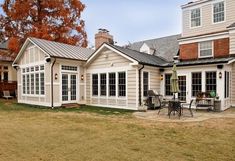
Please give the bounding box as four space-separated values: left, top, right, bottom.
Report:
98 28 109 33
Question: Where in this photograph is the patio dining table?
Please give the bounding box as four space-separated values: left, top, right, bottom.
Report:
168 99 186 118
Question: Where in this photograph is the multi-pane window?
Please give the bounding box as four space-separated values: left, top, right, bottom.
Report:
0 66 9 81
213 2 224 23
143 72 149 97
3 72 8 81
224 71 230 98
109 73 116 96
92 74 98 96
61 65 77 71
100 73 107 96
23 75 26 94
165 74 172 96
118 72 126 97
192 72 202 97
22 65 45 96
199 41 213 57
206 72 217 93
191 8 201 27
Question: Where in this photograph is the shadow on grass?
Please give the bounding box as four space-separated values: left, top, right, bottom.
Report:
0 99 134 116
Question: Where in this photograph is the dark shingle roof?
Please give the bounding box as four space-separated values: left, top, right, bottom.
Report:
228 22 235 28
30 37 94 61
127 34 181 62
108 43 169 67
174 57 235 67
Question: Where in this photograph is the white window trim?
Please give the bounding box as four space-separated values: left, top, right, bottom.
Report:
142 71 150 98
190 7 202 29
198 41 214 58
90 70 127 100
212 0 226 25
191 72 202 98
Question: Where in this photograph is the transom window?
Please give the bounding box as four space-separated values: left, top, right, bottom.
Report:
199 41 213 58
143 72 149 97
192 72 202 97
191 8 201 27
61 65 77 71
165 74 173 96
100 73 107 96
22 65 45 96
206 72 217 94
213 2 225 23
109 73 116 96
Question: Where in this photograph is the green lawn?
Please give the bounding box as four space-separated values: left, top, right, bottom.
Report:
0 99 235 161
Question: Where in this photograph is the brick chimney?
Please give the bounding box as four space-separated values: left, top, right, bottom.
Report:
95 29 114 49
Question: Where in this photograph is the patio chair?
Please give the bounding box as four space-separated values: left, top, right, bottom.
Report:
3 91 13 100
181 99 194 117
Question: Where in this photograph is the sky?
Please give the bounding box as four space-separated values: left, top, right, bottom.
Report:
0 0 190 47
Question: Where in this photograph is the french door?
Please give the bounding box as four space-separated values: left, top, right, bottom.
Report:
62 73 77 103
178 75 187 101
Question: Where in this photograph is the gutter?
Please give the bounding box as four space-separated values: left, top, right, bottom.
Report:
138 65 145 106
51 58 56 109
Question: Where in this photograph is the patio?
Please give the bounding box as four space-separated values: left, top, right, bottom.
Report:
133 108 235 122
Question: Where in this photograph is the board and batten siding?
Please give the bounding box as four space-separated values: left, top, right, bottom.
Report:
86 49 138 110
182 0 235 37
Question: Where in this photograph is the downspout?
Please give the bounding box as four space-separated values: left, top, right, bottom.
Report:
51 58 56 109
138 65 145 106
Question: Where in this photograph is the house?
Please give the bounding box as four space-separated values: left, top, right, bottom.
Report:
0 41 17 97
13 0 235 111
12 38 93 107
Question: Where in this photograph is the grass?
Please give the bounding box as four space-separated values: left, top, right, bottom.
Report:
0 99 235 161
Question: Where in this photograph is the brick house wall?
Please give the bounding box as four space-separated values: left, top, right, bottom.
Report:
179 38 230 60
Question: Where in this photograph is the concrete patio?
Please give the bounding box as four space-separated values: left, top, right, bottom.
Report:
133 107 235 122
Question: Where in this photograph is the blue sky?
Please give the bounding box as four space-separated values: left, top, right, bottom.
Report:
0 0 190 46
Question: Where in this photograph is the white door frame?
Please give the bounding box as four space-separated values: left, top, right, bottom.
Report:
61 73 77 104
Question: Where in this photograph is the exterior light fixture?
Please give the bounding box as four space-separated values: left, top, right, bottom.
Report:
55 73 58 80
160 74 163 80
81 75 84 81
219 72 222 79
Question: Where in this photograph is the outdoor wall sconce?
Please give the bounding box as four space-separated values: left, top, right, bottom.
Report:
55 73 58 80
219 72 222 79
81 75 84 81
160 74 163 80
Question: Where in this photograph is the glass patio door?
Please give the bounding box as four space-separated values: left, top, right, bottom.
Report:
178 75 187 101
62 73 77 103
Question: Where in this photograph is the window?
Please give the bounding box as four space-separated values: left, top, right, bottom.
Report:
118 72 126 97
40 73 44 95
23 75 26 94
224 71 230 98
109 73 116 96
31 74 34 94
61 65 77 71
3 72 8 81
143 72 149 97
191 8 201 27
26 74 30 94
100 73 107 96
199 41 213 57
213 2 224 23
92 74 98 96
165 74 172 96
22 64 45 96
206 72 217 93
35 73 39 94
192 72 202 97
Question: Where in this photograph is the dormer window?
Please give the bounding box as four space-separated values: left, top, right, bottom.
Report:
213 1 225 23
199 41 213 58
191 8 201 27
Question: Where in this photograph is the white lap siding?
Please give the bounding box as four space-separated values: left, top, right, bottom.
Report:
86 50 138 110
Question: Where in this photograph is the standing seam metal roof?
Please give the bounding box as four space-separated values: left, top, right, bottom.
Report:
29 37 94 61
